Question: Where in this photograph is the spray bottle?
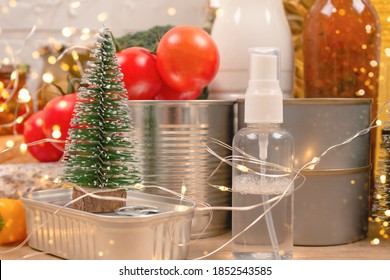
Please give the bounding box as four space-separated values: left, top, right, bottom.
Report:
232 48 295 260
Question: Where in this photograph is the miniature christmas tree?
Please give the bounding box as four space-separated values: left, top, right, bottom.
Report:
60 26 142 212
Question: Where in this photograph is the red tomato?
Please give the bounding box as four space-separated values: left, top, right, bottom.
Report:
23 111 63 162
116 47 163 100
42 93 76 150
156 26 219 92
155 83 202 100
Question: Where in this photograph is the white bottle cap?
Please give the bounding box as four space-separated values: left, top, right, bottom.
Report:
244 48 283 124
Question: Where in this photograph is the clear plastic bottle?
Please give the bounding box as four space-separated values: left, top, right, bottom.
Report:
232 48 294 260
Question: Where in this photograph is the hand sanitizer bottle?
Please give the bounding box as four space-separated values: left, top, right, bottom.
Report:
232 48 295 260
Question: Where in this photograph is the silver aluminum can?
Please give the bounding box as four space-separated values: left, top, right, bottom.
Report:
238 98 372 245
129 100 235 238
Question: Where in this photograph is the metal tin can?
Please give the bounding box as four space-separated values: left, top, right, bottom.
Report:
238 98 372 245
22 188 195 260
129 100 235 238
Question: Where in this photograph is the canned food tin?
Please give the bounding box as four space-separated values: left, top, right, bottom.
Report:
22 188 195 260
238 98 372 245
129 100 235 238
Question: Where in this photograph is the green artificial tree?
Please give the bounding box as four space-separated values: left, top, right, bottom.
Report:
60 26 141 212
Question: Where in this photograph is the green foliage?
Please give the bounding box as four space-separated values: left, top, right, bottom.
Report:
115 25 174 52
60 26 142 189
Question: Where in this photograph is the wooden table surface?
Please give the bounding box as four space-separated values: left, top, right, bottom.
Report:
1 223 389 260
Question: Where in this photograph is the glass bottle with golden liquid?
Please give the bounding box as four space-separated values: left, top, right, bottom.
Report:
303 0 380 111
371 0 390 105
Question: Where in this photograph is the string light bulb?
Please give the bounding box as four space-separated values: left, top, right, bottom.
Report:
10 70 18 80
370 238 380 245
70 1 81 8
47 55 57 65
51 125 62 139
19 143 28 153
97 12 108 22
5 140 14 148
237 164 249 173
1 89 10 99
17 88 31 103
42 72 54 83
380 174 386 184
61 27 73 37
16 116 24 124
167 7 176 16
71 50 79 61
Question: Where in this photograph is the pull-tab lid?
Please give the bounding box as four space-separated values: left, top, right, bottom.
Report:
244 47 283 124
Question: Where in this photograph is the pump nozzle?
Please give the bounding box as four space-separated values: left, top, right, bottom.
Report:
249 49 279 81
244 47 283 124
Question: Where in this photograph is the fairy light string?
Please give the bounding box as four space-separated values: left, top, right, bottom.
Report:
0 0 389 259
0 98 386 260
195 99 387 258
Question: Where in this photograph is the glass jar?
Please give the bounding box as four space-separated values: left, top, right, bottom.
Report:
0 64 30 135
303 0 380 110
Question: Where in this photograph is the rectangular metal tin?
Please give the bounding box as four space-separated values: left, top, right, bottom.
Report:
22 188 195 260
237 98 372 245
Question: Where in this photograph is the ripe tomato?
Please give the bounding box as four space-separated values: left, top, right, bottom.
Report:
42 93 76 150
155 83 202 100
117 47 163 100
156 26 219 92
23 110 63 162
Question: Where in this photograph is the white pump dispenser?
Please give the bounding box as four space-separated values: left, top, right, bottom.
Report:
245 48 283 124
232 47 294 260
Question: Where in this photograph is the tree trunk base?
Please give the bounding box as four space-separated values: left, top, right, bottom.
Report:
72 186 127 213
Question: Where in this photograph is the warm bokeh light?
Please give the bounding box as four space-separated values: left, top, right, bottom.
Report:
18 88 31 103
10 70 17 80
167 7 176 16
62 27 73 37
70 1 81 8
97 12 108 22
380 174 387 184
5 140 14 148
47 55 57 65
42 72 54 83
370 238 380 245
16 116 24 124
72 50 79 61
19 143 28 153
31 51 40 59
51 125 62 139
61 62 70 71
